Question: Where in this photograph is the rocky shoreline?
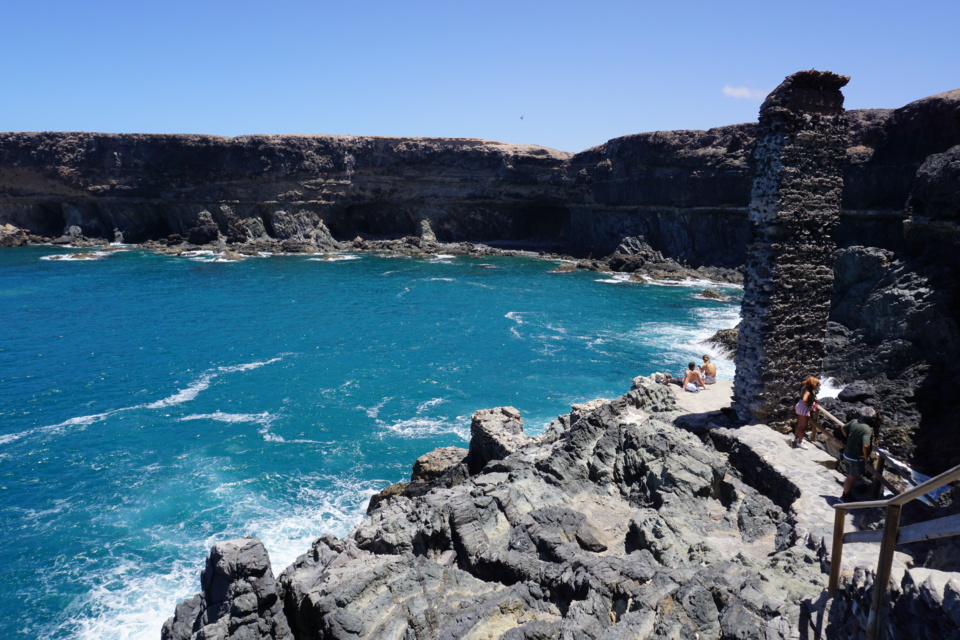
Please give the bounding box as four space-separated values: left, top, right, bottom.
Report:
10 220 744 285
161 378 959 639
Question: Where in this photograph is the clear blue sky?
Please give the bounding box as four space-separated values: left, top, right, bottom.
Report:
3 0 958 152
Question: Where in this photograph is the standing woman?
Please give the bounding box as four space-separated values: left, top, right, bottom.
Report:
793 376 820 449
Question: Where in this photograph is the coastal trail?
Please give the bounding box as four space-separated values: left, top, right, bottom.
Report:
668 379 911 591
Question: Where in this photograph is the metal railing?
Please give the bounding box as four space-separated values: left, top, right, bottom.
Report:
828 462 960 639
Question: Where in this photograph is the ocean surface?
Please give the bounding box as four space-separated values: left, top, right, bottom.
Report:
0 246 740 639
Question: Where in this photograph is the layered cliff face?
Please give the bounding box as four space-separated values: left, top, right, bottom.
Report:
0 134 574 249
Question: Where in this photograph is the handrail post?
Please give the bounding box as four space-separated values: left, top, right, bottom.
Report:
871 456 886 500
810 412 819 446
866 504 902 640
828 506 846 595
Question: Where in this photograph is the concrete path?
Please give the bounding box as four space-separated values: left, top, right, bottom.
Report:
665 380 910 583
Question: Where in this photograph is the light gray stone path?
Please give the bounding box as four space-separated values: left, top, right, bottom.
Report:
662 378 910 586
710 422 911 584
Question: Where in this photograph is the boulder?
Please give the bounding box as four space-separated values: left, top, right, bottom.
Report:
708 327 738 358
465 406 529 474
411 446 467 482
419 219 438 243
700 288 728 301
837 381 877 403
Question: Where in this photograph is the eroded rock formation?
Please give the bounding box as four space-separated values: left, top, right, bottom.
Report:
733 70 849 424
166 385 830 639
162 537 293 640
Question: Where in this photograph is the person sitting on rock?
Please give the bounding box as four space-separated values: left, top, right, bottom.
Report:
792 376 820 449
840 407 877 502
699 355 717 384
681 362 706 393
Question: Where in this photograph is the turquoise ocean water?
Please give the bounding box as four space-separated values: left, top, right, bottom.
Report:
0 246 740 638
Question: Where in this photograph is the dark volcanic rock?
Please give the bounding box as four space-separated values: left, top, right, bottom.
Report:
824 243 960 472
708 327 739 357
466 406 530 474
186 210 221 246
162 537 292 640
699 288 728 301
734 70 849 425
197 383 826 639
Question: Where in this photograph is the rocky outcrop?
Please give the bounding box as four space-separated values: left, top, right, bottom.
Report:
168 377 960 639
162 537 293 640
812 566 960 640
260 384 826 639
734 70 849 424
904 144 960 251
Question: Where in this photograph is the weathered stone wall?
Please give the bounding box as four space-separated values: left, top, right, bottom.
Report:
734 71 850 424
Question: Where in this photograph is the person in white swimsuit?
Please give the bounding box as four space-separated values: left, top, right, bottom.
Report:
699 355 717 384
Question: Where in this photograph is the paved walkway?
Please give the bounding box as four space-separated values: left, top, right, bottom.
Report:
666 380 910 582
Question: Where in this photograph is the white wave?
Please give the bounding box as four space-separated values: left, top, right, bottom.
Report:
429 254 456 261
144 373 216 409
218 357 282 374
362 397 393 419
641 274 745 289
143 358 280 415
416 397 447 412
506 311 526 339
29 357 287 441
242 474 390 570
178 407 311 443
818 377 844 399
595 273 632 285
179 410 275 425
40 251 110 261
44 408 127 432
307 254 360 262
319 379 358 399
426 277 455 282
380 416 469 440
52 557 200 640
0 431 29 445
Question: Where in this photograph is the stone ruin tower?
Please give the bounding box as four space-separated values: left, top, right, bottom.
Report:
733 70 849 424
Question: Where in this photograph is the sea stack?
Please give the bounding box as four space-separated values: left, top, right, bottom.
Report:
733 70 849 424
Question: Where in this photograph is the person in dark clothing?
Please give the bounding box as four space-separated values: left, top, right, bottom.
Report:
840 407 877 502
